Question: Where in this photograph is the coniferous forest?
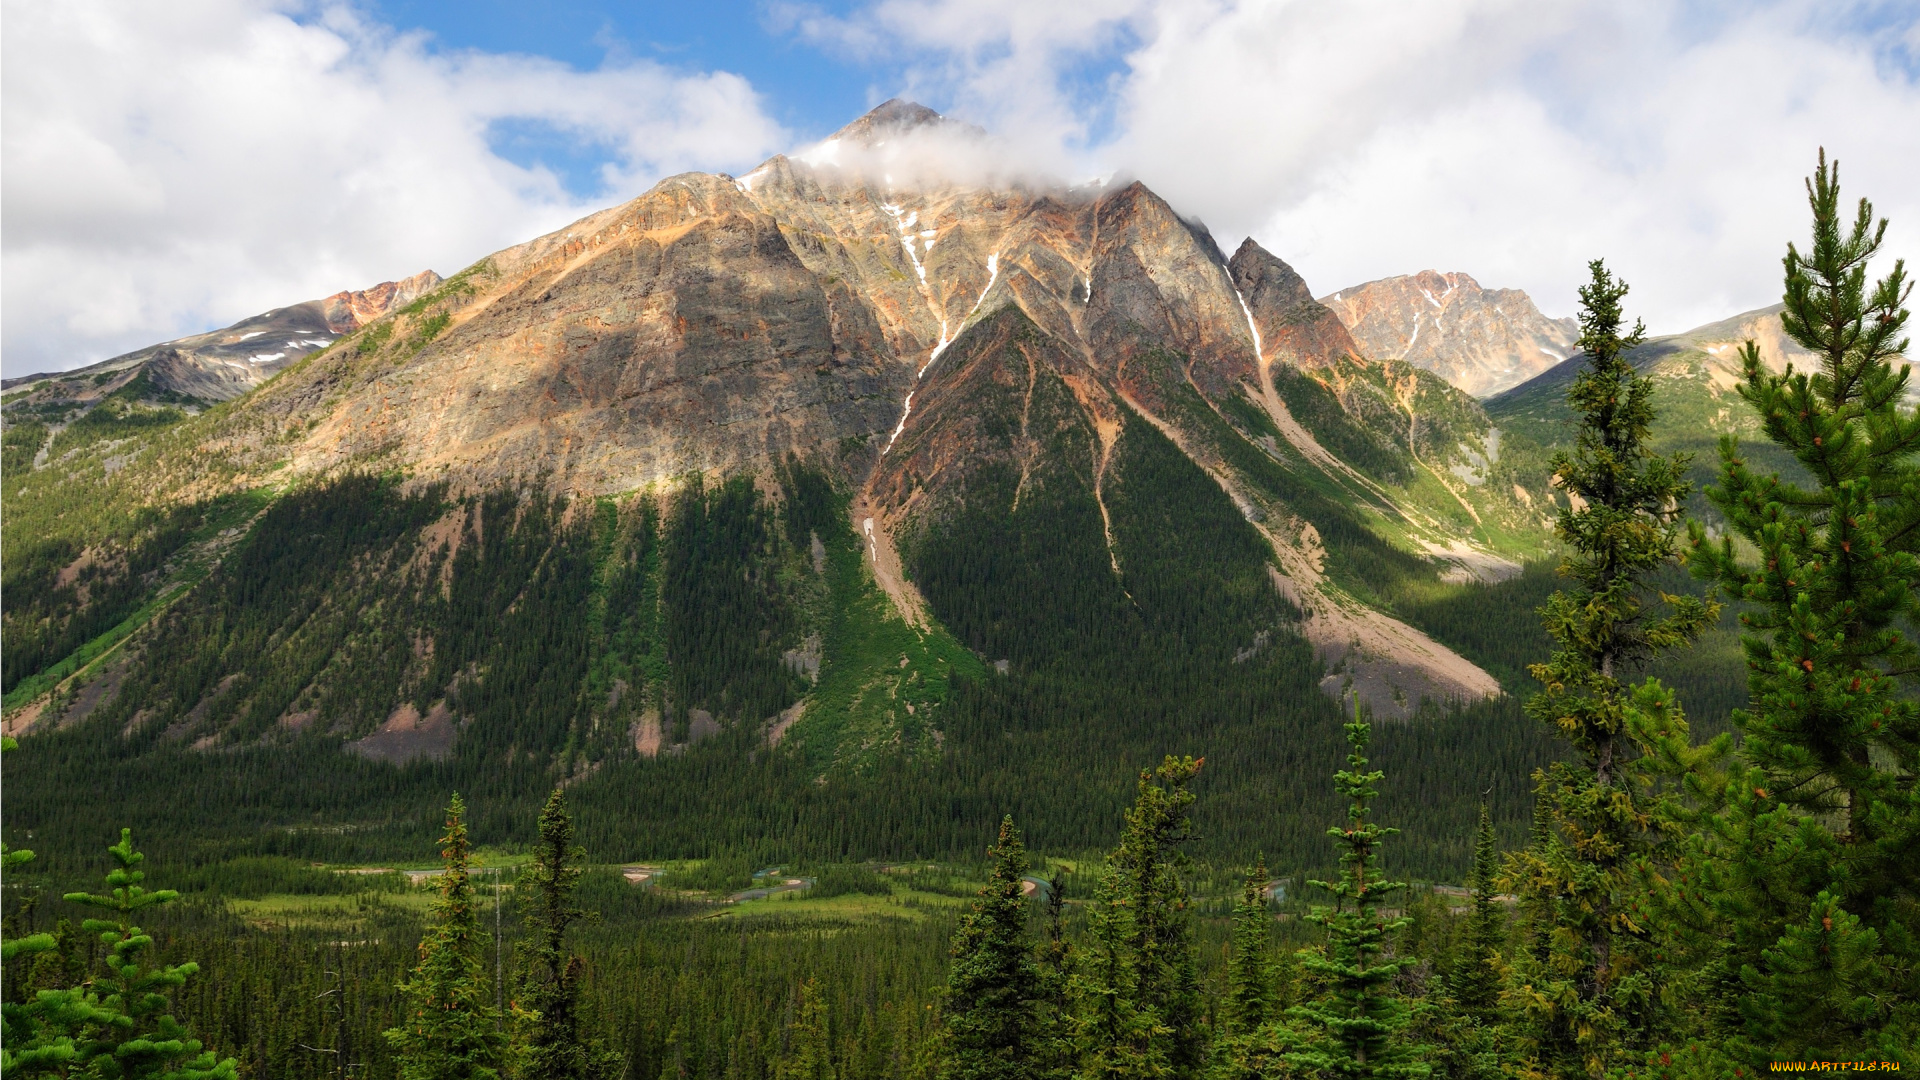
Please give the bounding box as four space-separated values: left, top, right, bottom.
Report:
4 156 1918 1078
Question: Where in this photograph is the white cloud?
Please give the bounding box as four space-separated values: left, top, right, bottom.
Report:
803 0 1920 333
1 0 787 376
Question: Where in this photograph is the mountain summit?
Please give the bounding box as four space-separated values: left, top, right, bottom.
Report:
1320 270 1576 397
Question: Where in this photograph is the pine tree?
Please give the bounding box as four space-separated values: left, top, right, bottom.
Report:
941 815 1043 1080
515 788 621 1080
1510 259 1716 1076
2 736 235 1080
1686 150 1920 1061
1032 869 1077 1080
1282 705 1428 1079
1075 756 1205 1080
776 978 836 1080
1225 860 1275 1035
1209 860 1285 1080
2 824 238 1080
387 794 507 1080
1447 804 1504 1018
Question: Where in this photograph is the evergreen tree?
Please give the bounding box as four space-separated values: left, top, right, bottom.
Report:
776 978 836 1080
514 788 621 1080
1225 860 1275 1035
1033 870 1077 1080
2 737 234 1080
1447 804 1504 1018
1 824 237 1080
1283 703 1427 1080
940 815 1043 1080
1510 259 1715 1076
387 794 507 1080
1209 860 1284 1080
1686 150 1920 1061
1075 756 1206 1080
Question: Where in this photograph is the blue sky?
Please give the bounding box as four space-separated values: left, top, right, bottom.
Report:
367 0 878 193
4 0 1918 376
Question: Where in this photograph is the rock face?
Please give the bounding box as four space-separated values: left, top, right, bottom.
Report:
319 271 443 334
2 271 442 405
1319 270 1577 397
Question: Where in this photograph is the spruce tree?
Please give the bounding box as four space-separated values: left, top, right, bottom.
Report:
777 978 836 1080
1209 860 1284 1080
2 826 238 1080
1510 259 1715 1076
1282 706 1427 1079
1225 859 1275 1035
1686 150 1920 1061
1447 804 1504 1018
515 788 621 1080
941 816 1043 1080
387 794 507 1080
1075 756 1205 1080
1032 870 1077 1080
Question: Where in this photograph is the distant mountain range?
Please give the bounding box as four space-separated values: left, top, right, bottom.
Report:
0 100 1785 782
2 271 441 404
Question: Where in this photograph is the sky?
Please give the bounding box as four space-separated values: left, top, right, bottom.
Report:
4 0 1918 378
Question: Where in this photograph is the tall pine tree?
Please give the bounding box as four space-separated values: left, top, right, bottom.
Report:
941 815 1043 1080
1447 804 1504 1018
1075 756 1205 1080
1209 859 1283 1080
1510 259 1715 1077
386 794 507 1080
514 788 621 1080
776 978 836 1080
1282 704 1427 1080
1686 150 1920 1062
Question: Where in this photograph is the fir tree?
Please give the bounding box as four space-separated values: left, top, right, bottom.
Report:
1032 869 1077 1080
1209 860 1285 1080
1282 705 1428 1080
514 788 621 1080
1447 804 1504 1018
1511 259 1715 1076
1225 859 1275 1035
941 816 1043 1080
2 824 238 1080
1076 756 1206 1080
1686 150 1920 1061
777 978 836 1080
387 794 507 1080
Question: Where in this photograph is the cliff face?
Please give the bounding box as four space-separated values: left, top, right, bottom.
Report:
1319 270 1577 397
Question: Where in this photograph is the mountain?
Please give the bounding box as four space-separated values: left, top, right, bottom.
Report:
1 270 441 405
1320 270 1578 397
1485 303 1812 495
3 102 1611 874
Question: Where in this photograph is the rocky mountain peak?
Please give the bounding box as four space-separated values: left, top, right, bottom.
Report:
826 99 949 145
1228 239 1362 371
1319 270 1576 397
319 270 444 334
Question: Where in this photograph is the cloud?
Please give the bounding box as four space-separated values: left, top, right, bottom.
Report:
803 0 1920 332
0 0 787 376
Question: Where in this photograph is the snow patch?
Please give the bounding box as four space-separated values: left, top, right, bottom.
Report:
1233 287 1263 361
237 331 265 341
249 352 286 364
